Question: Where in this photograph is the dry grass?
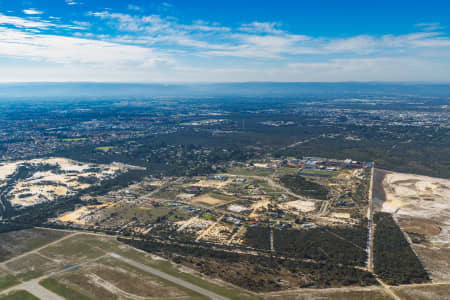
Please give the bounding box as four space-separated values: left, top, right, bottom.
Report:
265 287 390 300
393 284 450 300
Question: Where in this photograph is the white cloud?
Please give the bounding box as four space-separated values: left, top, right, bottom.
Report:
0 26 173 68
324 35 376 54
128 4 141 11
0 13 52 28
239 22 284 34
0 10 449 82
72 21 90 28
23 9 43 15
415 22 445 31
182 20 230 32
65 0 80 5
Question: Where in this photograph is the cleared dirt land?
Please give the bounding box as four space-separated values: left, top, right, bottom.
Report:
393 284 450 300
381 171 450 282
265 286 390 300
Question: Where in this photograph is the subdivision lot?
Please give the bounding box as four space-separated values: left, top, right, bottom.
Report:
0 228 68 262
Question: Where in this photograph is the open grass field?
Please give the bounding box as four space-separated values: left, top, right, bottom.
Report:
39 234 106 265
61 138 87 142
0 273 19 292
40 277 93 300
191 193 231 206
0 228 68 262
5 253 60 281
101 205 191 226
95 146 117 152
0 290 39 300
228 167 274 177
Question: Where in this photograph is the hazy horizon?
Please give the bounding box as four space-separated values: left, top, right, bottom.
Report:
1 82 449 100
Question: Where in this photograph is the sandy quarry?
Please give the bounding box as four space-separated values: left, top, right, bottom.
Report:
280 200 316 213
59 203 112 224
381 171 450 281
382 172 450 221
0 162 19 181
1 157 124 207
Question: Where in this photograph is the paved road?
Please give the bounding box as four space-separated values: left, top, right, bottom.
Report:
0 278 64 300
109 253 230 300
19 280 65 300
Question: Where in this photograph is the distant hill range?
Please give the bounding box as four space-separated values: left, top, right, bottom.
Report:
1 82 450 100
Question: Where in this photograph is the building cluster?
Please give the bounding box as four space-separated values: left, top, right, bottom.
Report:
279 157 369 172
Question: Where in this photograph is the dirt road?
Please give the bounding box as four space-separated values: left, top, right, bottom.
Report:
367 164 375 272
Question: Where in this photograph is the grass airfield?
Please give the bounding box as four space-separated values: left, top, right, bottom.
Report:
0 228 449 299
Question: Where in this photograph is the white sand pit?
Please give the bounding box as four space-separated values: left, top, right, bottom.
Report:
382 172 450 217
2 157 126 207
0 162 19 180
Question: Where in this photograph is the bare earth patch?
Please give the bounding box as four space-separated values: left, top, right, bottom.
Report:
191 194 225 206
280 200 316 213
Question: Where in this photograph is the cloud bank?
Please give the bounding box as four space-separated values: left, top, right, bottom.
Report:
0 6 448 82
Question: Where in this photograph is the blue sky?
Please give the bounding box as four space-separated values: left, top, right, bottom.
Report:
0 0 449 82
